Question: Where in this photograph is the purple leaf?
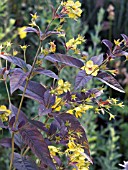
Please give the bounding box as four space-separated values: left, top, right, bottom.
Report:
96 72 125 93
19 81 46 102
91 54 103 65
0 55 28 70
34 68 58 79
29 120 48 132
55 113 92 164
10 68 28 94
43 90 55 107
45 53 84 68
102 39 113 51
14 134 25 149
19 123 56 170
38 105 52 116
121 34 128 42
24 27 38 33
75 70 92 89
41 31 61 41
13 152 39 170
0 138 12 148
9 104 28 124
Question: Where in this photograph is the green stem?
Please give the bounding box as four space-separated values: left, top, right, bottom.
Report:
4 80 11 106
9 40 42 170
23 50 26 63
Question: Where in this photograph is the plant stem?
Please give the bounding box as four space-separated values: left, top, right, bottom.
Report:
9 40 42 170
4 80 11 106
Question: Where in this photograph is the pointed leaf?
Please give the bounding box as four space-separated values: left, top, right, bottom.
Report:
13 153 39 170
10 68 28 94
34 68 58 79
91 54 103 65
0 55 28 70
75 70 92 89
96 72 125 93
19 123 56 170
102 39 113 51
45 53 84 68
19 81 46 102
41 31 61 41
9 104 27 124
55 113 92 163
29 120 48 132
24 27 39 33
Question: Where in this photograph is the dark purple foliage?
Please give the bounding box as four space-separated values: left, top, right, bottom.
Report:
19 81 46 102
96 72 125 93
0 138 12 148
34 68 59 79
90 54 103 65
19 123 56 170
13 152 39 170
55 113 93 164
44 53 84 68
0 55 28 70
75 70 92 89
10 68 28 94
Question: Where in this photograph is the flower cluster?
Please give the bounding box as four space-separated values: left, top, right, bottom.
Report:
51 79 71 95
67 104 93 118
66 140 90 170
66 35 85 52
61 0 82 20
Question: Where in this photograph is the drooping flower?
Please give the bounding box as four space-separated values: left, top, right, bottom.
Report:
49 41 56 53
0 105 11 122
61 0 82 20
81 60 99 76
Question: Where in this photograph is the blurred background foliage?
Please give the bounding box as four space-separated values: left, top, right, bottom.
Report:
0 0 128 169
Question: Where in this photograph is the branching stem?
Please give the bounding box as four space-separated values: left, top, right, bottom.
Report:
9 40 42 170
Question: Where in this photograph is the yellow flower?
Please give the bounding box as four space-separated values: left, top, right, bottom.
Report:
81 60 99 76
61 0 82 20
49 41 56 53
66 35 85 51
6 41 12 47
52 97 65 111
13 50 18 56
56 79 71 95
48 145 59 156
19 45 29 50
71 94 77 100
109 113 115 120
31 12 39 20
114 39 124 46
18 26 27 39
0 105 11 122
66 140 90 170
